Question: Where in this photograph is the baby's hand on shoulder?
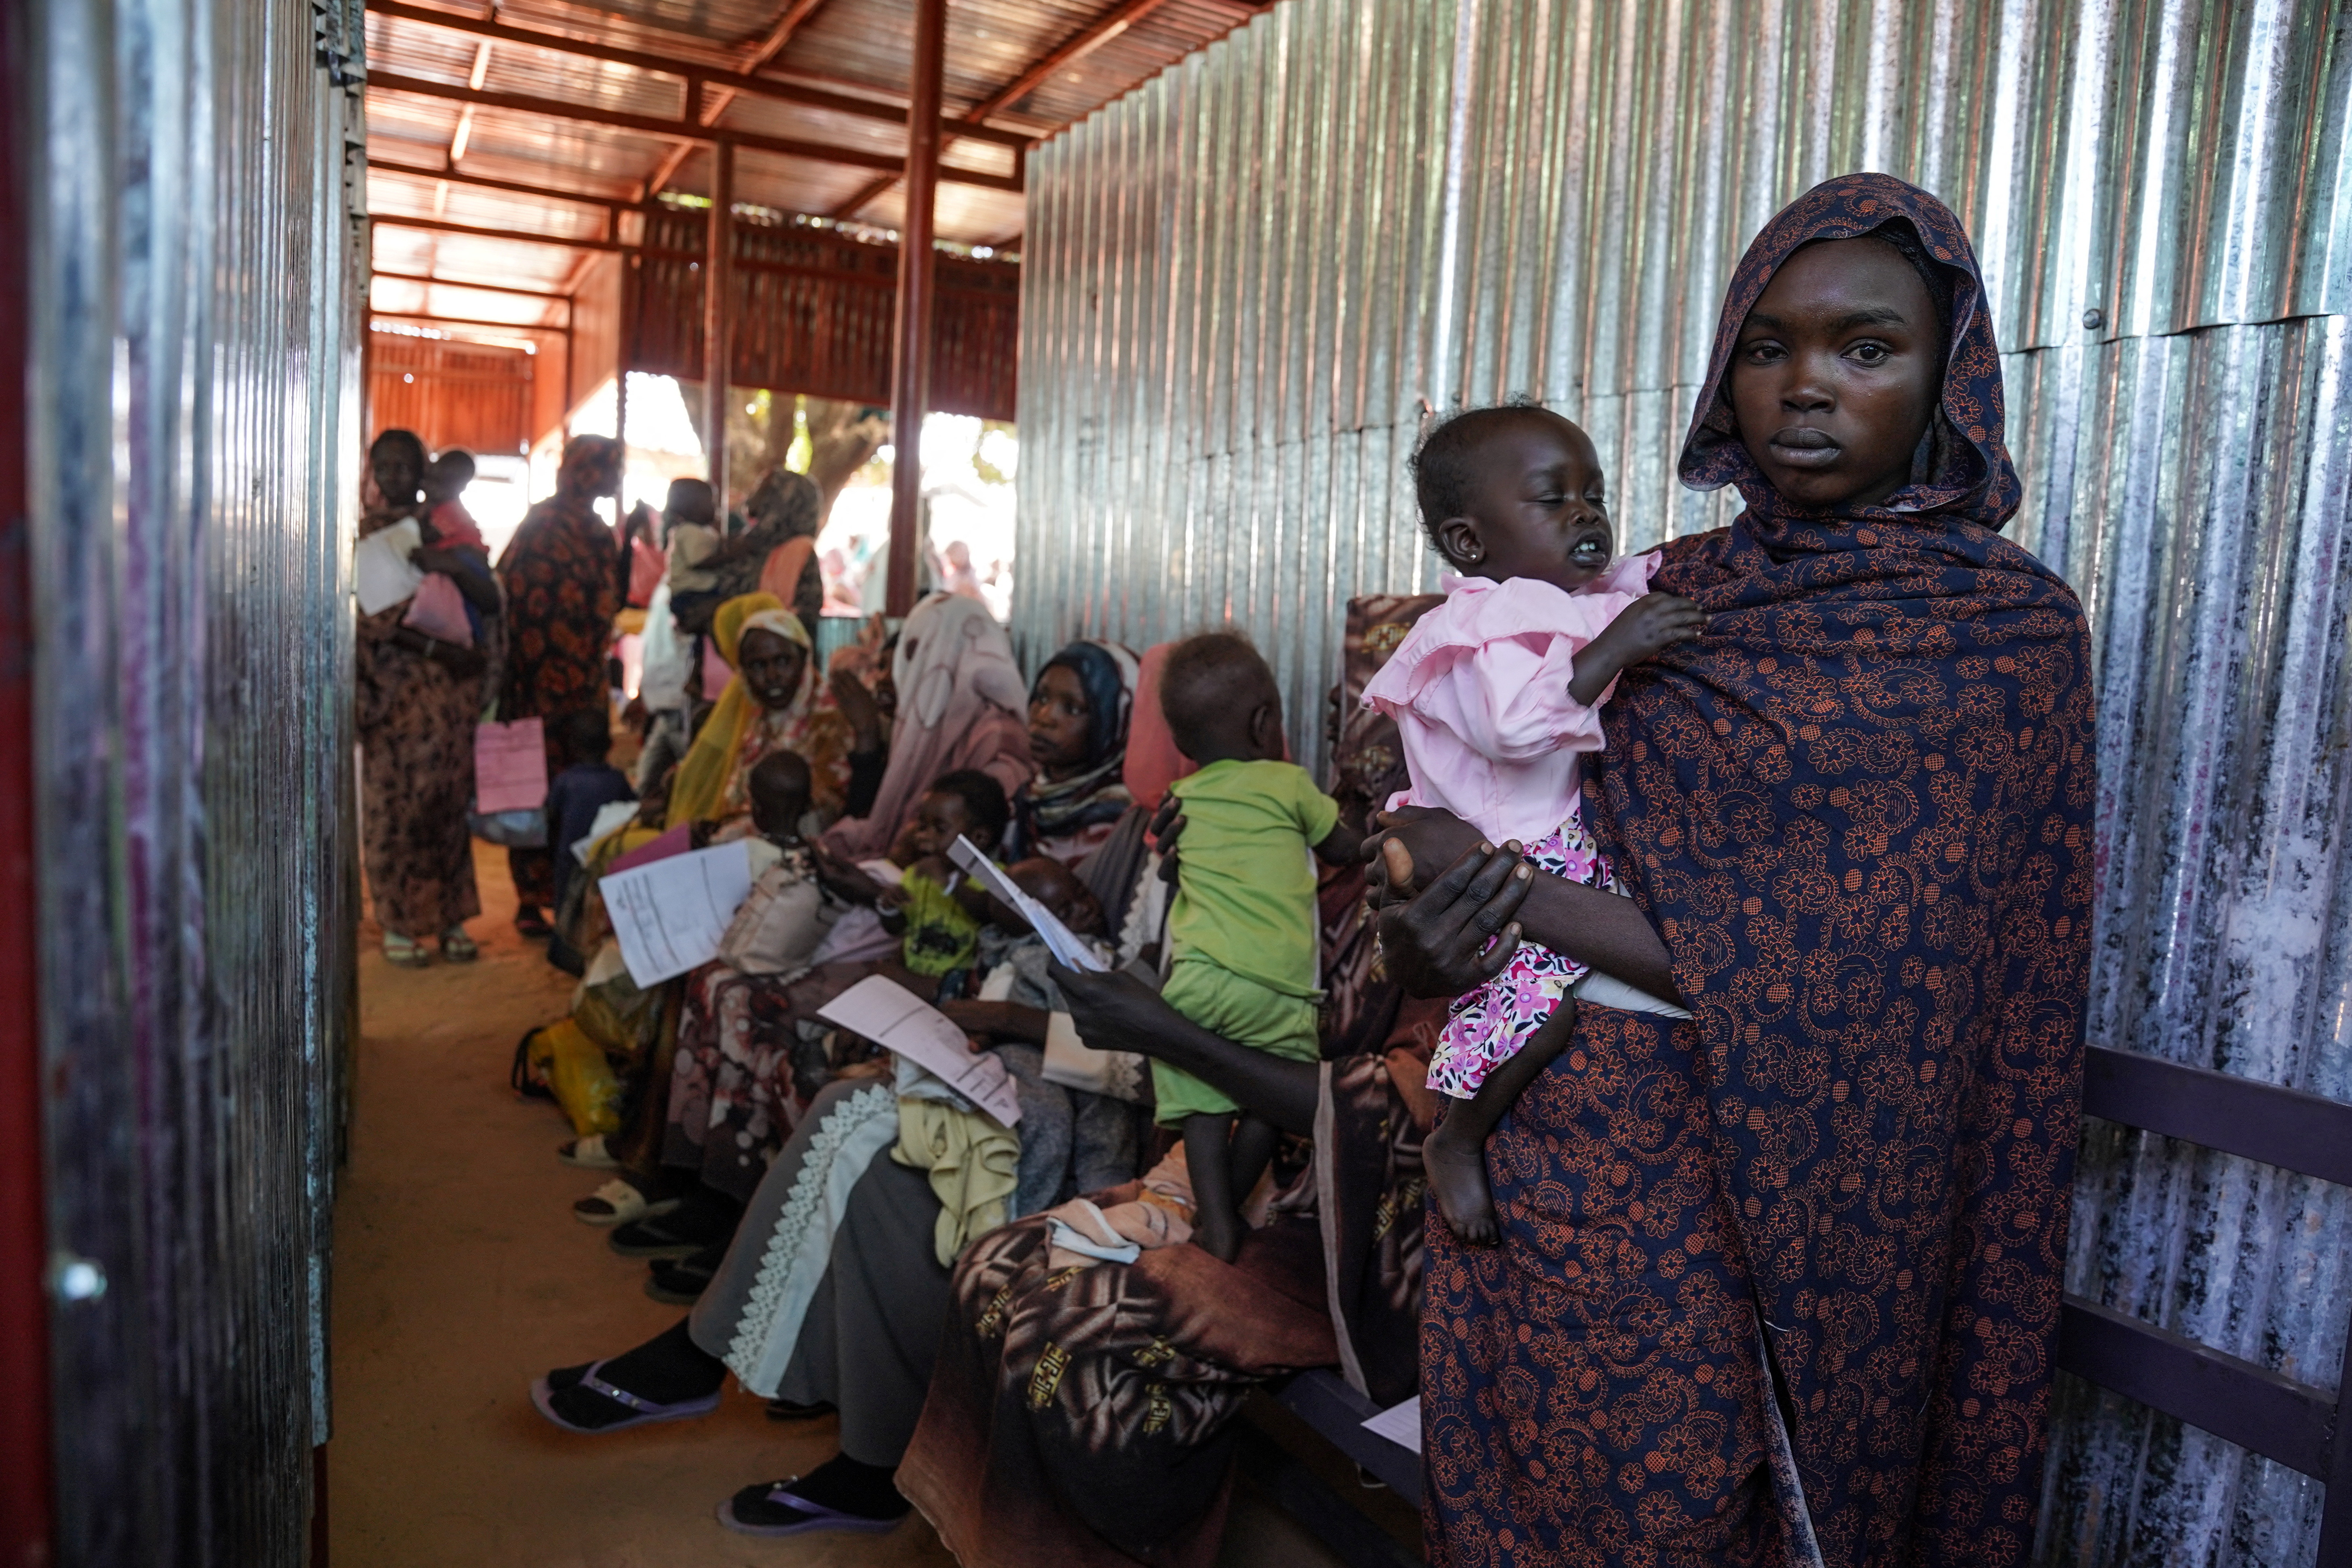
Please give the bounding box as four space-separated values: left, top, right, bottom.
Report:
1598 591 1706 663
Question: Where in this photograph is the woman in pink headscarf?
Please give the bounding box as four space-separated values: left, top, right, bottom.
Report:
821 592 1034 862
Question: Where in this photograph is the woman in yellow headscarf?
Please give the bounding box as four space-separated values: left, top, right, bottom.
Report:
666 592 853 832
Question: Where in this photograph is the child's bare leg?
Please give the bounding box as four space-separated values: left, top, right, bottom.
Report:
1182 1112 1242 1262
1425 998 1579 1246
1225 1112 1282 1232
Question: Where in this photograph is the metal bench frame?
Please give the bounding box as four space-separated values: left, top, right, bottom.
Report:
2061 1045 2352 1564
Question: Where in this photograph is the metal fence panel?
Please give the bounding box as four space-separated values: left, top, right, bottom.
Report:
1009 1 2352 1561
21 0 362 1560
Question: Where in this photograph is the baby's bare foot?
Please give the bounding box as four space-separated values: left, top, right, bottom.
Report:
1424 1120 1499 1246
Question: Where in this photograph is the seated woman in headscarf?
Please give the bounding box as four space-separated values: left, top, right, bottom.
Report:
665 593 852 836
820 591 1035 866
525 615 1441 1556
543 593 852 1174
1006 640 1140 868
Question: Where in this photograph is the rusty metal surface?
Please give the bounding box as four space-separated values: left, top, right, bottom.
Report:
627 201 1020 416
1009 3 2352 1561
357 0 1271 265
19 0 363 1560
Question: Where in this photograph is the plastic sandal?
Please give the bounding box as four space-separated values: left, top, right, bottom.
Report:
573 1178 678 1228
559 1135 618 1169
382 933 432 969
716 1480 903 1537
439 926 478 962
528 1359 721 1434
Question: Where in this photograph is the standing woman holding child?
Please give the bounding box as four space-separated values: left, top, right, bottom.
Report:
1377 176 2094 1565
355 428 502 967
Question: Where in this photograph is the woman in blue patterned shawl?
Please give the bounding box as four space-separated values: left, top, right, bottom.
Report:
1376 174 2094 1566
1008 639 1140 866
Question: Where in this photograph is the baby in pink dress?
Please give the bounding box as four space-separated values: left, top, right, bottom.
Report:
1362 405 1702 1243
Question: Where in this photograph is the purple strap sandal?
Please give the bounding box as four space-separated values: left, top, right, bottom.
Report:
716 1480 904 1537
528 1359 721 1434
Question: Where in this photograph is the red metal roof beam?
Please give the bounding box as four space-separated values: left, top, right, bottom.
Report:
967 0 1172 121
371 268 578 310
376 213 625 252
739 0 827 72
835 0 1164 217
367 72 1024 194
363 1 1027 149
369 160 630 217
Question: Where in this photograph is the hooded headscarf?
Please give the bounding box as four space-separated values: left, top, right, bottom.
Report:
822 592 1035 859
1013 639 1141 861
1582 175 2093 1564
1119 642 1193 810
666 592 846 828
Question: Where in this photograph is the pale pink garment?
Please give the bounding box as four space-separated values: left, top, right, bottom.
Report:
1359 553 1658 846
1121 642 1195 810
821 591 1036 858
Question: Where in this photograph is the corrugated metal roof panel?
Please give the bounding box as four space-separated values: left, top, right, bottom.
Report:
708 92 910 159
368 167 614 242
368 10 691 119
546 0 784 49
851 181 1026 245
987 0 1265 124
449 103 678 181
482 0 753 65
714 146 888 217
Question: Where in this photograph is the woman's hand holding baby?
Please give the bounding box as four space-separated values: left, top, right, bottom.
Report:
1365 826 1536 999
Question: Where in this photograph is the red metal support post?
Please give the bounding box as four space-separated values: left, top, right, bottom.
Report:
703 139 735 511
886 0 946 615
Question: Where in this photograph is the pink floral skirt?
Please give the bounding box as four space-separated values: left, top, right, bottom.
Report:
1426 806 1611 1099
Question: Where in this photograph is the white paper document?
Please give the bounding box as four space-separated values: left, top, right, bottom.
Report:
354 518 425 614
816 975 1023 1127
947 836 1108 972
1361 1396 1421 1453
572 799 642 864
600 840 756 986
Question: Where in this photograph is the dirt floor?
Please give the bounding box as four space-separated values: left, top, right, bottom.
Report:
329 842 1369 1568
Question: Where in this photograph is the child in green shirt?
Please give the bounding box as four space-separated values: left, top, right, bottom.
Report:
1154 633 1359 1260
816 767 1008 996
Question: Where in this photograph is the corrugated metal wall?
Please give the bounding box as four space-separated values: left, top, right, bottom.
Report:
1008 1 2352 1561
19 0 364 1558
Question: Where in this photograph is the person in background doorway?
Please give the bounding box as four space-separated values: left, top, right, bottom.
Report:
356 427 492 967
499 434 625 938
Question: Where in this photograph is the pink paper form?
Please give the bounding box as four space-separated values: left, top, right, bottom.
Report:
474 718 549 813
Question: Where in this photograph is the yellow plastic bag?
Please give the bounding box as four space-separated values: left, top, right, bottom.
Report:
526 1019 625 1137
